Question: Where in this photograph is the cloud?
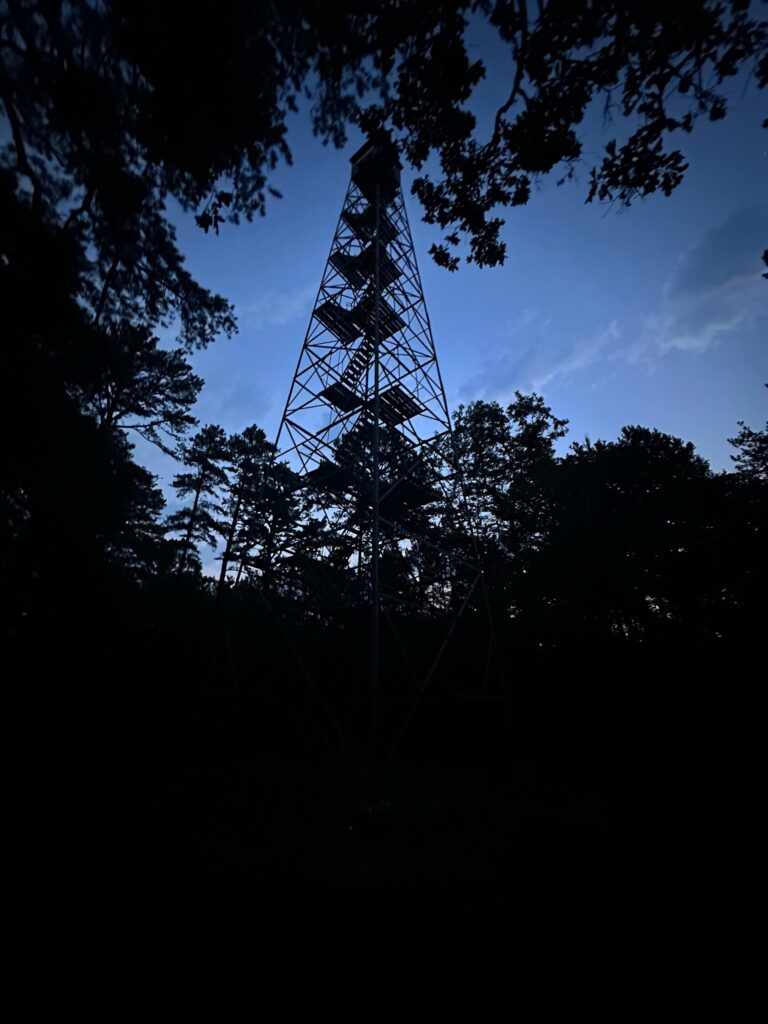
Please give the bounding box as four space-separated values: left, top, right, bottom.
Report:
459 315 621 402
530 320 621 388
238 283 317 331
631 205 768 361
674 206 767 296
462 205 768 404
503 307 551 336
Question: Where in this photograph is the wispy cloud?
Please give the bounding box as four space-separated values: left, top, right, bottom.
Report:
503 307 551 336
631 205 768 362
460 205 767 403
633 273 765 359
530 320 621 388
238 282 317 331
459 313 621 402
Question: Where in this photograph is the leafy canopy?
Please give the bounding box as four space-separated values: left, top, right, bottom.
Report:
2 0 765 291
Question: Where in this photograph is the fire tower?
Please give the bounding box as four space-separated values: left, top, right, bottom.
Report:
274 133 499 792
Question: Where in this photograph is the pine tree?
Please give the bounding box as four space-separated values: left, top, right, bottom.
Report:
74 321 203 452
166 425 228 574
728 419 768 483
215 426 271 594
233 459 304 596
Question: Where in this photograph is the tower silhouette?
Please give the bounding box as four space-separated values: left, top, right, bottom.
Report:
274 134 500 793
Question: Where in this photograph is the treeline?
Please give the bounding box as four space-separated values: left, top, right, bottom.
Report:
4 242 766 659
150 394 768 657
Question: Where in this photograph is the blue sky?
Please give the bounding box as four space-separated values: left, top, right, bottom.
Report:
134 53 767 499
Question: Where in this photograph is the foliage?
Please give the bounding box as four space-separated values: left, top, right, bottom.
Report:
401 0 768 267
1 0 237 346
534 426 715 640
0 167 172 600
452 393 567 538
213 425 302 594
2 0 765 277
166 425 229 572
71 321 203 452
728 417 768 482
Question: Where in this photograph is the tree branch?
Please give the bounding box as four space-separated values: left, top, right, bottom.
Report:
94 250 121 325
64 182 96 229
488 0 530 151
0 86 43 210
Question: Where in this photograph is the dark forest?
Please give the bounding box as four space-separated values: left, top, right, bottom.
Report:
3 0 766 1011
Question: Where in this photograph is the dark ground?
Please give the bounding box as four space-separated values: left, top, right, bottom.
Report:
4 631 762 1013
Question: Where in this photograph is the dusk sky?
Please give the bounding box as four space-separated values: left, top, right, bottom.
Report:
135 43 767 502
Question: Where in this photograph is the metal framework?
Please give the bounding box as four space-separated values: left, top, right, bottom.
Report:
273 135 500 794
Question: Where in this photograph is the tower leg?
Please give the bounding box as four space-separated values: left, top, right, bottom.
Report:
370 181 381 805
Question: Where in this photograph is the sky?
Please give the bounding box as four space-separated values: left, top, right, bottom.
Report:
133 34 767 502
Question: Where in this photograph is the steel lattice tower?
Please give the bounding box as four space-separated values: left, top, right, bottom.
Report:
274 134 498 792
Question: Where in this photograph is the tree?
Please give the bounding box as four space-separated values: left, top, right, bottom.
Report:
166 425 229 574
1 0 237 348
213 425 299 595
536 426 714 642
328 418 445 610
721 413 768 634
450 393 567 576
102 446 169 579
394 0 768 268
2 0 765 280
230 460 304 596
0 167 170 601
728 419 768 483
72 321 203 451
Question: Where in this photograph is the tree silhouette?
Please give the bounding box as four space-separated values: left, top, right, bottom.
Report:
452 393 567 536
72 321 203 451
328 418 445 611
1 0 237 347
720 414 768 635
728 419 768 483
166 425 229 574
2 0 764 275
214 425 299 595
0 167 170 603
537 426 714 642
229 461 303 596
449 393 567 616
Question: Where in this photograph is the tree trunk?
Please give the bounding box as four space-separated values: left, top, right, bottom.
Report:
235 557 246 586
263 516 276 595
178 472 203 574
94 250 121 325
217 487 243 596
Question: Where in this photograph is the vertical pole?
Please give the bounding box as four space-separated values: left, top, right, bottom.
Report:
371 181 382 802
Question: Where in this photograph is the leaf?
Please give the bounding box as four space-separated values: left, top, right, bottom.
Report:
708 99 727 121
430 243 460 271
